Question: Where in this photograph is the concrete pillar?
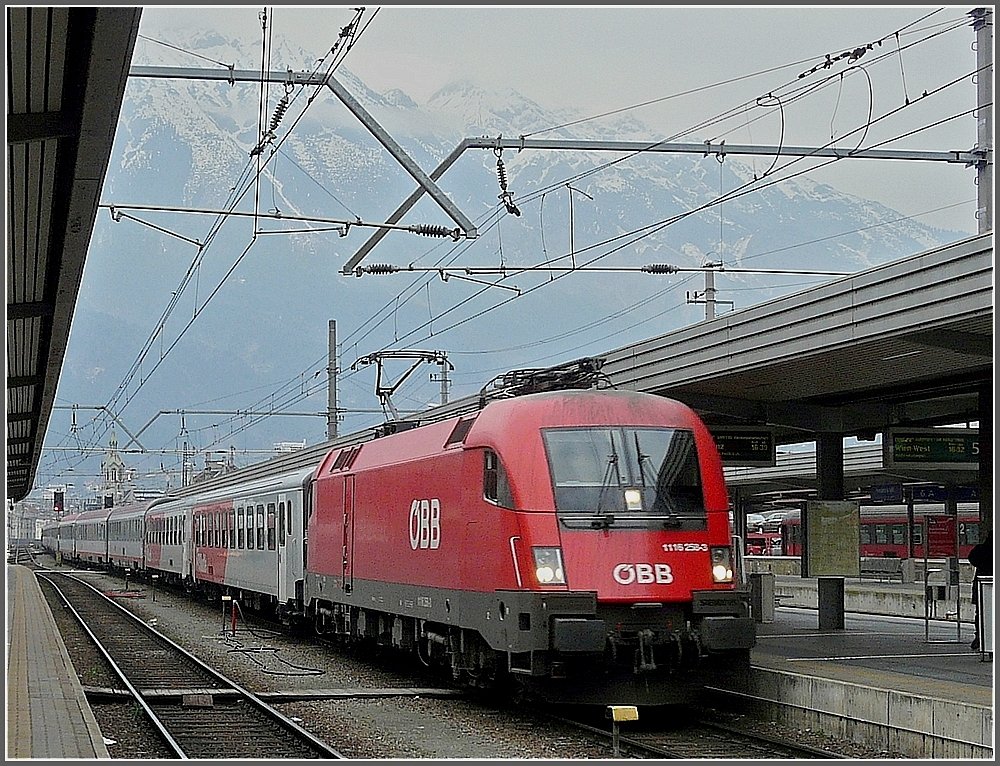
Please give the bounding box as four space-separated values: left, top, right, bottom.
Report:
817 577 845 630
815 433 844 499
815 433 846 630
978 382 992 533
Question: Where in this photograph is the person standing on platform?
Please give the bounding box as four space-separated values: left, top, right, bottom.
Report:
968 530 992 650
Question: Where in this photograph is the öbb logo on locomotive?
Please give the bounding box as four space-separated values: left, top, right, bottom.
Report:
408 498 441 550
613 562 675 584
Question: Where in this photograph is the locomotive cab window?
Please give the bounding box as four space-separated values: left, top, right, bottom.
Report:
483 450 514 508
542 427 706 529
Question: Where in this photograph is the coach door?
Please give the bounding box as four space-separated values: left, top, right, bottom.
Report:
276 493 290 605
342 475 355 594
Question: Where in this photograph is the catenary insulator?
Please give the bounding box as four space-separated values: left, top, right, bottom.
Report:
413 224 454 238
268 96 289 133
496 158 509 191
642 264 679 274
365 264 400 274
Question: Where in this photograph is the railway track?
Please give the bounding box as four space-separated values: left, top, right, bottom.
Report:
37 570 344 760
549 708 849 759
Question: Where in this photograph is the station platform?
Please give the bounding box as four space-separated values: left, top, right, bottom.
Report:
713 574 994 759
5 564 110 759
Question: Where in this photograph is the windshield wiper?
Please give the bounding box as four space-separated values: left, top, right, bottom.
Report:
595 438 623 515
634 432 656 488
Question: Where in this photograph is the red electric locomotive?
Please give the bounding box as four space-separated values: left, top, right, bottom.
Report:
306 363 754 705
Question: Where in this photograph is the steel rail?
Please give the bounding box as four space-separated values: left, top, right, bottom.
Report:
37 570 345 760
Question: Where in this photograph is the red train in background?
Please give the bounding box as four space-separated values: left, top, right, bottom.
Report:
41 358 755 706
776 503 982 558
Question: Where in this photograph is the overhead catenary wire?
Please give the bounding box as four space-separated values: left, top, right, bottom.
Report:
524 7 954 139
95 10 408 446
334 12 972 356
96 9 370 428
367 101 982 358
70 82 976 480
233 107 978 457
52 7 976 486
518 15 969 209
66 9 374 472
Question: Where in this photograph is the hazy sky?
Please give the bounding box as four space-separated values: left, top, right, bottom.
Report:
135 4 986 234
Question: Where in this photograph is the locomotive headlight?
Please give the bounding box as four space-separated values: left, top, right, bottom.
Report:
533 547 566 585
710 546 734 583
624 488 643 511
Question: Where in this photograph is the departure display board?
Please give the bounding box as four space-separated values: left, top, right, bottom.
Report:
712 428 776 467
801 500 861 578
883 428 979 471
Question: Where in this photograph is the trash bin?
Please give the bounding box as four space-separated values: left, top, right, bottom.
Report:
749 572 775 623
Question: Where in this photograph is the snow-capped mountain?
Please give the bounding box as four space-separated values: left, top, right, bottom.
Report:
53 31 968 489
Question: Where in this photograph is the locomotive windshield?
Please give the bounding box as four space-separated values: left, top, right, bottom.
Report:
542 427 706 529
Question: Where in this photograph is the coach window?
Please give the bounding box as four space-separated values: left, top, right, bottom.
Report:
278 502 286 546
267 503 276 550
237 508 245 549
483 450 514 508
860 524 872 546
229 510 236 549
875 524 889 545
257 504 265 550
891 524 906 546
